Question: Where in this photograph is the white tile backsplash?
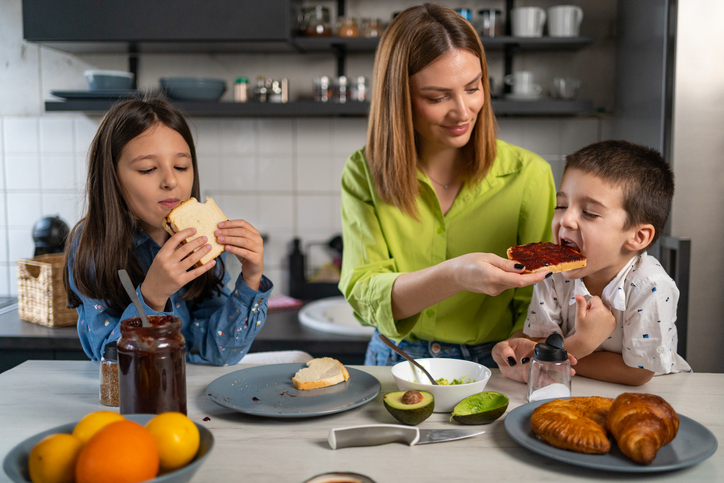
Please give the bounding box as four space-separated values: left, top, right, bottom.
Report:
0 112 605 297
40 118 75 153
4 118 39 154
5 155 41 190
257 155 294 192
41 192 83 227
40 155 76 190
8 228 35 262
6 192 43 229
74 116 100 155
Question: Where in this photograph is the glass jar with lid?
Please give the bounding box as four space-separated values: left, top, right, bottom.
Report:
117 315 187 415
303 5 332 37
337 17 359 37
99 341 119 407
360 18 383 38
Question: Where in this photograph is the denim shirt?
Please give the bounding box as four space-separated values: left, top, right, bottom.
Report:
67 229 273 365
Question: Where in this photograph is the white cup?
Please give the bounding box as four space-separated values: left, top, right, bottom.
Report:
504 71 542 95
551 77 580 99
547 5 583 37
511 7 546 37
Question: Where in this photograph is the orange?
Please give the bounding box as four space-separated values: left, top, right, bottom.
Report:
28 433 84 483
145 412 200 473
75 420 159 483
72 410 126 444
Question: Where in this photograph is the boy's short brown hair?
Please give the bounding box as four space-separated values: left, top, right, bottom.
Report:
564 140 674 249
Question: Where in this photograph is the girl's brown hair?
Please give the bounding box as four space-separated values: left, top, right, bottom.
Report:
64 97 225 316
366 3 497 216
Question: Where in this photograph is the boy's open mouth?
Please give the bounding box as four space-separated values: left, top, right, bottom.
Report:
561 238 582 253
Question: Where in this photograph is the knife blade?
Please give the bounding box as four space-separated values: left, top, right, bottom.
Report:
328 424 485 449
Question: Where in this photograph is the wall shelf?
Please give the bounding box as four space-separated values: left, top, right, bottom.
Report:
44 98 593 117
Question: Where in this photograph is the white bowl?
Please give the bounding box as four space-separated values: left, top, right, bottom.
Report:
391 358 492 412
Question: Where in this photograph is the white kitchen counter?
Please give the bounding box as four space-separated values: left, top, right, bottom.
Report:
0 361 720 482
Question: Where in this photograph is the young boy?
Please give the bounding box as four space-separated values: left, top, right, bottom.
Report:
494 140 691 385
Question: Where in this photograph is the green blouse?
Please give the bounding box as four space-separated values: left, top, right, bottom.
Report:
339 140 556 345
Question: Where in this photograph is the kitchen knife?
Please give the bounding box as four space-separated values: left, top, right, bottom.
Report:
328 424 484 449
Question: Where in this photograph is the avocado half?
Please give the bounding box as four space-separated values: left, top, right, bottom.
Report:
450 392 509 425
383 390 434 425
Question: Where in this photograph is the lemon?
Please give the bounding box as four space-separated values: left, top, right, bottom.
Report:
28 433 83 483
145 412 200 472
72 410 126 444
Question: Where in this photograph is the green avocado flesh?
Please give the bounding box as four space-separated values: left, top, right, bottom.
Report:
450 392 509 425
383 390 435 425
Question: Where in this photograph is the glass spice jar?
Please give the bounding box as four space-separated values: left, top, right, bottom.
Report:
337 17 359 37
99 341 119 407
117 315 187 415
304 5 332 37
360 18 382 38
314 76 332 102
234 77 249 102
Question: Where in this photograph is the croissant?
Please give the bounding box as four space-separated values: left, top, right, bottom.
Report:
530 396 614 454
607 393 679 465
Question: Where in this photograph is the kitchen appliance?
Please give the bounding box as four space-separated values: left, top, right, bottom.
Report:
328 424 485 449
32 215 69 257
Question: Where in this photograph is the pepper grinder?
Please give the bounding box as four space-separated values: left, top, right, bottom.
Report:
528 333 571 402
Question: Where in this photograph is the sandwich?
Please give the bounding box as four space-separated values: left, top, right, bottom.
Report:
162 197 228 267
292 357 350 390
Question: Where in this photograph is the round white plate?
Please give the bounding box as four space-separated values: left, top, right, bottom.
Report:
299 296 375 337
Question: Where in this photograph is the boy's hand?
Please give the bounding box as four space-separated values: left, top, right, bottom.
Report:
142 228 217 311
568 295 616 358
215 219 264 290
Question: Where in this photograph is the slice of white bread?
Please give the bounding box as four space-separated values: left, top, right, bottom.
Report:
292 357 350 390
162 197 228 267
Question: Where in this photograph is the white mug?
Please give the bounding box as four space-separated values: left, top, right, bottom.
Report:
547 5 583 37
551 77 580 99
511 7 546 37
504 71 542 95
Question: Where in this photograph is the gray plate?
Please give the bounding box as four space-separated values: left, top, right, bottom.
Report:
50 90 138 99
3 414 214 483
504 398 718 472
206 363 381 418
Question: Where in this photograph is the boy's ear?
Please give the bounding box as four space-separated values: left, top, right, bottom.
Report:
624 224 655 251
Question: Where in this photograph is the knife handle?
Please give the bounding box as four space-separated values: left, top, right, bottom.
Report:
328 424 419 450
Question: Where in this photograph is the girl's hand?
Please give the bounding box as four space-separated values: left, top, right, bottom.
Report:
141 228 217 311
450 253 549 296
215 219 264 290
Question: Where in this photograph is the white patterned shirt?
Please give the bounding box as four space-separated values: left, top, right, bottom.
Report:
523 252 691 374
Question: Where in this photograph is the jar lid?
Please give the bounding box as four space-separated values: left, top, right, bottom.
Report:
236 77 249 83
102 341 117 362
533 333 568 362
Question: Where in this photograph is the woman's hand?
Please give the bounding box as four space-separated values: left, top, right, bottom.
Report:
450 253 549 296
493 337 536 383
494 334 578 383
215 219 264 290
141 228 217 311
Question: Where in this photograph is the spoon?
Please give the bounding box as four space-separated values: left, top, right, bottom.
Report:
118 269 150 327
378 334 438 385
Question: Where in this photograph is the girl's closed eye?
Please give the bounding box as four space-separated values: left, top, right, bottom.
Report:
139 167 155 175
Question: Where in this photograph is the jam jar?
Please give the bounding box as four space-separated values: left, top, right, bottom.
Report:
117 315 187 415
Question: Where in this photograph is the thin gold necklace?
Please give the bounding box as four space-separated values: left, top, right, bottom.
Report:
426 171 458 190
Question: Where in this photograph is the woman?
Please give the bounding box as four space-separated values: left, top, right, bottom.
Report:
339 4 556 367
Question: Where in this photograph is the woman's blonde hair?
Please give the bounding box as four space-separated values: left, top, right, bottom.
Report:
367 3 497 216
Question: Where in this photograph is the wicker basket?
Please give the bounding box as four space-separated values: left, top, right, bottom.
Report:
17 254 77 327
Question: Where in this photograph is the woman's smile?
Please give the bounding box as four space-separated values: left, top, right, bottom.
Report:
441 123 470 136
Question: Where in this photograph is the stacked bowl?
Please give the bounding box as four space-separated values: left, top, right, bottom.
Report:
160 78 227 101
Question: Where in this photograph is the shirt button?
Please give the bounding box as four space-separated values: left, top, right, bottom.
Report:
437 226 445 234
657 346 666 354
426 308 435 317
431 342 441 354
529 314 537 323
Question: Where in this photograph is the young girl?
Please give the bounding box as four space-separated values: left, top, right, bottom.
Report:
63 97 273 365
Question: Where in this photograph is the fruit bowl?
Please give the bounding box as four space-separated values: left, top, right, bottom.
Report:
2 414 214 483
391 358 492 412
